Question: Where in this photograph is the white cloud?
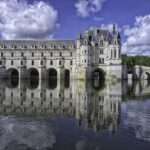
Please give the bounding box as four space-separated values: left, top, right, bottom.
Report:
123 15 150 55
100 23 121 32
75 0 106 18
0 0 59 40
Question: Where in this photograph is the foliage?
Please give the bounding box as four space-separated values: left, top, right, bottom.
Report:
122 55 150 67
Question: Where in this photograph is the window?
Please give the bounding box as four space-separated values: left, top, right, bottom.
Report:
1 52 3 57
50 93 53 98
11 60 13 65
41 60 43 65
50 52 53 57
59 60 61 65
14 45 17 49
32 60 34 65
70 93 72 98
11 52 14 57
111 50 113 58
31 93 34 98
50 60 53 65
24 45 27 49
70 60 72 65
0 61 2 65
11 92 13 97
99 58 101 63
60 52 62 56
100 49 103 54
99 58 104 64
21 61 23 65
40 92 43 98
32 52 34 57
114 49 116 58
41 52 44 57
21 52 24 57
59 93 61 98
70 52 72 56
100 40 103 46
102 58 104 64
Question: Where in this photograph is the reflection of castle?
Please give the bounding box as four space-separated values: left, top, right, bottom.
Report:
0 79 122 132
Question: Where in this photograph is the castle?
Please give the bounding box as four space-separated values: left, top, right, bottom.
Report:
0 25 122 80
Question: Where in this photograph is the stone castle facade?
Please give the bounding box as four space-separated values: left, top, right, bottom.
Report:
0 26 122 80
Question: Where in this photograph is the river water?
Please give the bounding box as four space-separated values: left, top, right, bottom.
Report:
0 78 150 150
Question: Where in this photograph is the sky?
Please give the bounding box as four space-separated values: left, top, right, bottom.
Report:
0 0 150 55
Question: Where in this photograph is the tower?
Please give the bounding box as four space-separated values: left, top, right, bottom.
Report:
76 31 93 79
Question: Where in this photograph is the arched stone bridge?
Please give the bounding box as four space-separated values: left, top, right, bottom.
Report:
130 65 150 80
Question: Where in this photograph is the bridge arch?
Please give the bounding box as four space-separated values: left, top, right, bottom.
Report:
92 68 105 80
26 68 39 89
47 68 57 79
47 68 57 89
64 69 70 88
27 68 39 79
7 68 19 79
145 72 150 80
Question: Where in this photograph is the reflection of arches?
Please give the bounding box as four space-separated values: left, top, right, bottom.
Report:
91 68 105 90
64 69 70 88
6 78 19 89
6 68 19 88
27 68 39 89
27 78 39 90
27 68 39 79
47 68 57 89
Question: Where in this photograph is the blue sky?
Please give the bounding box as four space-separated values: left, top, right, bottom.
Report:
0 0 150 55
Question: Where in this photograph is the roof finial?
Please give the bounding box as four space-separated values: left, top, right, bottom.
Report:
113 24 116 34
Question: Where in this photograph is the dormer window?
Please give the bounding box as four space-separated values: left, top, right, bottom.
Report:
100 40 103 46
12 45 17 49
24 45 27 49
63 45 65 49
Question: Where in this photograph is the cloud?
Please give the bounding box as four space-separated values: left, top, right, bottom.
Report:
123 14 150 55
100 23 121 32
0 0 59 40
75 0 106 18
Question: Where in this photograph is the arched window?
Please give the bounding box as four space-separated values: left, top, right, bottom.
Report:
114 49 116 58
111 50 113 59
32 60 34 65
50 60 53 65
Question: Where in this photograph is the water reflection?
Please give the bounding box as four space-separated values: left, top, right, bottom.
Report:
0 79 150 149
0 79 122 132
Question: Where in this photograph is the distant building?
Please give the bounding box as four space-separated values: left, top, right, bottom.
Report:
0 25 122 80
